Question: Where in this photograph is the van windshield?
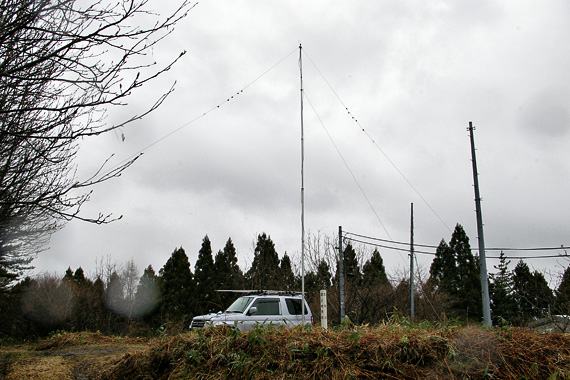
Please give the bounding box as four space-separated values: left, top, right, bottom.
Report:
226 296 254 313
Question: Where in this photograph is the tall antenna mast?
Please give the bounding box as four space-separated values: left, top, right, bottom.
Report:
410 203 414 322
299 44 306 325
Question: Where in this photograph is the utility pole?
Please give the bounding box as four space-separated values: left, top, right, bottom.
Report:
468 121 492 327
338 225 345 323
410 203 415 322
299 44 306 325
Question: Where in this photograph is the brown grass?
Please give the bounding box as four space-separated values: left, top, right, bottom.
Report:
34 330 149 350
2 325 570 379
5 356 74 380
0 331 151 379
98 324 570 380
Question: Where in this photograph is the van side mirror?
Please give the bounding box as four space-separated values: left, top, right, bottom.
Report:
247 306 257 316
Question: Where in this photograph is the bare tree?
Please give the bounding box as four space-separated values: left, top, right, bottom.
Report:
20 274 73 328
304 230 338 275
95 254 121 285
0 0 192 282
122 257 139 317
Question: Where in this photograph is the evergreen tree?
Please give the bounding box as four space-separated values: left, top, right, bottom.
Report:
450 224 481 320
303 270 319 294
340 243 362 322
133 265 160 321
61 267 75 323
315 259 332 290
246 233 281 289
159 247 194 321
429 224 482 320
512 260 554 323
105 271 126 316
362 249 390 286
512 260 534 322
63 267 74 282
531 271 554 315
71 267 95 331
355 249 394 324
343 243 361 284
90 277 106 332
214 238 244 289
57 266 97 331
101 272 128 333
393 279 412 317
556 264 570 314
73 267 87 285
489 251 516 324
279 253 296 290
214 238 245 309
0 266 17 292
429 239 456 296
194 236 216 315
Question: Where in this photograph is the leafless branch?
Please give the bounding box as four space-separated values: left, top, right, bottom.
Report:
0 0 193 282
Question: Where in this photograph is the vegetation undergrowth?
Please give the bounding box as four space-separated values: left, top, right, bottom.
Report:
97 323 570 380
34 330 150 350
0 331 153 380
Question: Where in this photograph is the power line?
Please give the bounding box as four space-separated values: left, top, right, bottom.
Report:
345 231 437 249
490 254 569 260
302 48 452 234
303 92 396 246
300 51 569 262
484 246 570 252
344 229 570 253
342 229 570 260
344 236 436 256
92 47 299 183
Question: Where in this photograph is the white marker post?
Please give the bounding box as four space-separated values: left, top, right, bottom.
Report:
320 289 328 330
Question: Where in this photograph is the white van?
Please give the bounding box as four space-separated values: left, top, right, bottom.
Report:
190 291 313 331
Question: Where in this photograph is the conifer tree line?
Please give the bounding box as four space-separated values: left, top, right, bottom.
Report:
2 227 570 338
426 224 568 326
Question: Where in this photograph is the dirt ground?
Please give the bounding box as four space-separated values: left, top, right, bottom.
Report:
0 333 150 380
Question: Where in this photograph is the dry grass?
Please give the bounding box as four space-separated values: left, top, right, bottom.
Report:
2 325 570 379
34 330 149 350
98 324 570 380
4 356 74 380
0 331 151 379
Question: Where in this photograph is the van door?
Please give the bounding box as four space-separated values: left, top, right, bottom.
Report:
284 298 310 327
243 298 282 330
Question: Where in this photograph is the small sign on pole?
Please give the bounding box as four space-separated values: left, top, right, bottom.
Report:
320 289 327 330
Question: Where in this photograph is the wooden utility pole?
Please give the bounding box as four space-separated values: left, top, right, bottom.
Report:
468 121 492 327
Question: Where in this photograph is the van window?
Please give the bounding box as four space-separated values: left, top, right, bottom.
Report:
285 298 309 315
251 299 280 315
226 296 254 313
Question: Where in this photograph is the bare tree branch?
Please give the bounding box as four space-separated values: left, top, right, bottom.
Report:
0 0 193 284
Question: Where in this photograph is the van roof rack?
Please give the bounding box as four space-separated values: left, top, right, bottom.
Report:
216 289 302 296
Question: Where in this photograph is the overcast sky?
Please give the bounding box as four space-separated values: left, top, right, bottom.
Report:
33 0 570 286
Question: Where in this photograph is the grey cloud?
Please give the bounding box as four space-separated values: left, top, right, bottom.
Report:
519 88 570 142
33 1 570 283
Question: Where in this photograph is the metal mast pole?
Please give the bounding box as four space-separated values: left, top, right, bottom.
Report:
299 44 306 325
338 225 345 323
468 121 492 327
410 203 415 322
